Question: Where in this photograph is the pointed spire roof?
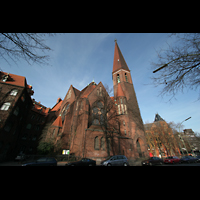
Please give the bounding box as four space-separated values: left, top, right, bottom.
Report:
116 83 125 97
154 113 164 122
113 40 130 74
52 114 62 127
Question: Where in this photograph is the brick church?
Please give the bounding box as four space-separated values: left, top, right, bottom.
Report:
0 40 149 161
42 40 149 160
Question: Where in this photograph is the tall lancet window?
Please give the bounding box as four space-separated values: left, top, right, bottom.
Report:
125 73 128 82
124 98 127 114
117 74 120 83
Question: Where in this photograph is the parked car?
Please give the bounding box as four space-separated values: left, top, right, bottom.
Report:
164 156 180 164
15 153 27 161
66 158 96 166
179 156 198 164
196 155 200 162
100 155 129 166
142 157 163 166
22 157 57 166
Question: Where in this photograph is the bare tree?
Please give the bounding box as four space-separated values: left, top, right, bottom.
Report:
0 33 55 66
89 84 121 157
151 33 200 100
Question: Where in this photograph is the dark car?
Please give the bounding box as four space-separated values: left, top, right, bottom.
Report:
100 155 129 166
179 156 198 163
66 158 96 166
142 157 163 166
22 157 57 166
196 155 200 162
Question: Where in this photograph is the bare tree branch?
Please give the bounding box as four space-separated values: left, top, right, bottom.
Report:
151 33 200 101
0 33 55 66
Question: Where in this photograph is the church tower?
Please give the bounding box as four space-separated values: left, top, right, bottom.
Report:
112 40 149 158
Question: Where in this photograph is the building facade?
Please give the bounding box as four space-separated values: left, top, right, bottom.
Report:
41 40 149 161
144 114 181 158
0 41 149 162
0 71 49 161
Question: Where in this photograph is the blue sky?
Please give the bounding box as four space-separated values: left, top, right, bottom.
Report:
1 33 199 133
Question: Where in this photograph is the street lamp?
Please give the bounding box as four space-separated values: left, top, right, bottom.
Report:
178 117 191 156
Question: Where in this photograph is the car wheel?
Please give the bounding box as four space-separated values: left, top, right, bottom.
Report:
159 162 163 165
107 163 111 166
123 163 128 166
172 161 174 164
149 162 152 166
89 164 93 166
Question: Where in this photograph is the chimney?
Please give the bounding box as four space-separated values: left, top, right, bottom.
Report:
57 97 62 104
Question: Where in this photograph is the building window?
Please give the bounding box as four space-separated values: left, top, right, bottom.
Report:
117 74 120 83
26 123 32 129
22 134 27 140
100 137 105 150
121 104 124 114
93 119 99 125
32 135 37 141
118 104 121 115
0 102 11 111
31 114 35 120
76 101 79 110
99 86 102 96
124 129 126 135
13 106 19 116
94 136 99 150
97 89 99 96
125 73 128 82
4 122 12 132
10 89 18 96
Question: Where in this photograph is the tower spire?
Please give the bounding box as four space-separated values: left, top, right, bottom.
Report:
113 41 130 74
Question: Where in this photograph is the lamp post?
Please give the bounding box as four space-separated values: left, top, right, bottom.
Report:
178 117 191 156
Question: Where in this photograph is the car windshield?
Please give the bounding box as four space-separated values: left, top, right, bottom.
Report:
104 156 113 161
166 156 173 159
37 158 47 162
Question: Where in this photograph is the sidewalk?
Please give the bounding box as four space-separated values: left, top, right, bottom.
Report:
0 161 22 166
0 161 69 166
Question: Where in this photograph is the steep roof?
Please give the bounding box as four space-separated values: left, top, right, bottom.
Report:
112 40 130 74
0 71 26 87
52 114 62 127
154 113 165 122
73 86 81 97
80 82 97 98
116 83 125 97
51 100 63 111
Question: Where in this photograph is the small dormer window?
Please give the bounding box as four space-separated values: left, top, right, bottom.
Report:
1 102 11 111
10 89 18 96
2 75 8 82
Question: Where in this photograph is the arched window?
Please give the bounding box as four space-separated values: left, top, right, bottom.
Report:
99 86 102 96
92 101 105 125
100 137 105 150
125 73 128 82
52 129 55 136
117 74 120 83
94 136 99 150
136 139 142 158
10 89 18 96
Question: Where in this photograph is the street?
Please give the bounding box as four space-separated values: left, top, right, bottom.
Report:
1 161 200 166
161 162 200 166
